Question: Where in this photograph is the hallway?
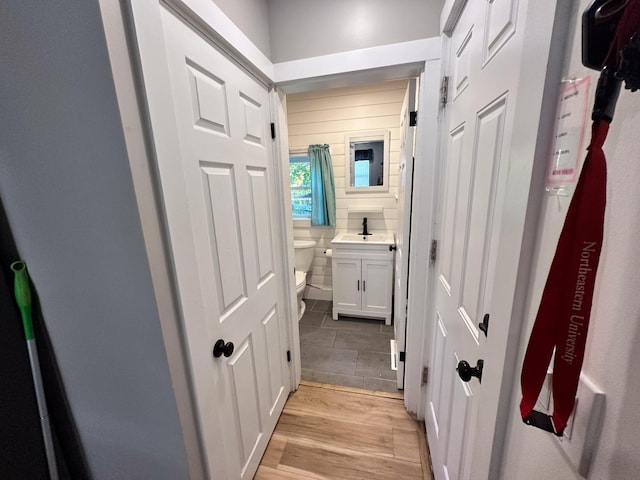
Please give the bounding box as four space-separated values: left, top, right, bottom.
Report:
255 382 432 479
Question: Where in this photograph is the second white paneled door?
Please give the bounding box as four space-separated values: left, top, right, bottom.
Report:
426 1 561 479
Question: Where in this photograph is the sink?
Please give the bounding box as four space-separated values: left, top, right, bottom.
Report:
331 231 395 245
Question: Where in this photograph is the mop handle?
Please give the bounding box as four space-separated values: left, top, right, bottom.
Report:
10 261 59 480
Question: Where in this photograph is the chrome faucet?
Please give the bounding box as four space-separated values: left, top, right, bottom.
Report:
361 217 370 236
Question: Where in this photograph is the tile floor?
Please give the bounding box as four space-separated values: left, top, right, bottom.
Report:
299 299 400 393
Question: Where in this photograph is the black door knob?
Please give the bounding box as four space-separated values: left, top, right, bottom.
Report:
213 339 234 358
457 359 484 383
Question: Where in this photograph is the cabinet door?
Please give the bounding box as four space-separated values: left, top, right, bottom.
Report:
333 258 362 312
362 260 392 314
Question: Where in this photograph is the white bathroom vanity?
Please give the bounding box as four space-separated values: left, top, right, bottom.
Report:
330 232 395 325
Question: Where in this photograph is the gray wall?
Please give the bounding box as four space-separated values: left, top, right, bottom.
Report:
268 0 444 62
214 0 272 58
0 2 189 478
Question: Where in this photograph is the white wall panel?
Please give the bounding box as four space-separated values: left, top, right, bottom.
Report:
287 80 407 299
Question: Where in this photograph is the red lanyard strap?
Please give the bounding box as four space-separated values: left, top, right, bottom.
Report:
520 120 609 436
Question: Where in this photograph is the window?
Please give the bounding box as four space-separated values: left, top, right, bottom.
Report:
289 154 311 218
354 160 370 187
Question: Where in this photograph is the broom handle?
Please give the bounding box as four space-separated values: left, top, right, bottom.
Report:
11 261 59 480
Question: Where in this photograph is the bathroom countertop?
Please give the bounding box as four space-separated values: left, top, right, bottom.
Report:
331 231 395 245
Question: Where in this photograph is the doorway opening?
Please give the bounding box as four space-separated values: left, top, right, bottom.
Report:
283 78 417 394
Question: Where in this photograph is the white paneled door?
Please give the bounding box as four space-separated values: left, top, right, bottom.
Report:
130 4 290 479
394 79 417 389
426 1 560 479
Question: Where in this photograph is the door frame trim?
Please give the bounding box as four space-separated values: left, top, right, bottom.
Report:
274 38 440 87
270 89 303 388
98 0 208 477
161 0 274 82
440 0 469 34
272 59 442 416
403 61 443 419
159 0 274 87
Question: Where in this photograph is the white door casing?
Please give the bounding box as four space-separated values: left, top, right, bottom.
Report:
394 79 418 389
426 1 561 479
128 3 290 479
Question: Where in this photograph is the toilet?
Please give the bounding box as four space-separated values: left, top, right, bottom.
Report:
293 239 316 320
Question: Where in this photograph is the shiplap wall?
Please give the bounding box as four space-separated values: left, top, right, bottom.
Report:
287 80 407 300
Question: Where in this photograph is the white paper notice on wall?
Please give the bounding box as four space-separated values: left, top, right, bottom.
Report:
545 77 591 195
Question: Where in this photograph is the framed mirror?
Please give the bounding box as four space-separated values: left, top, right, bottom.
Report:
345 130 390 193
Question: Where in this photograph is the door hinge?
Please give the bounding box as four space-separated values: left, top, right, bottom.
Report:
422 366 429 385
409 111 418 126
286 350 291 362
430 239 438 264
440 76 449 106
399 351 406 362
270 122 276 139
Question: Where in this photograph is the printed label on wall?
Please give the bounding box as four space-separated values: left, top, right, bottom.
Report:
546 77 591 186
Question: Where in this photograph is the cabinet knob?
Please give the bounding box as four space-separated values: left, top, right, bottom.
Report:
389 245 397 251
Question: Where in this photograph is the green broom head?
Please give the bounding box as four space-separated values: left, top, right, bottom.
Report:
11 261 34 340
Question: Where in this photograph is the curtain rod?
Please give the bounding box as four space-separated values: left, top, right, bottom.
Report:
289 148 308 155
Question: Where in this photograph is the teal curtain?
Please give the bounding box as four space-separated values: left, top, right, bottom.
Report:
308 144 336 226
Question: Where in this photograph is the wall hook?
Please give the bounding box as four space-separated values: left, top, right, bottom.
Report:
615 30 640 90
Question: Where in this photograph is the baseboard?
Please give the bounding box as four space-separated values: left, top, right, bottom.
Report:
417 420 435 480
303 285 332 301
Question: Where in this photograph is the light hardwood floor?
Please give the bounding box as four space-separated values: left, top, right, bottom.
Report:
255 381 433 480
